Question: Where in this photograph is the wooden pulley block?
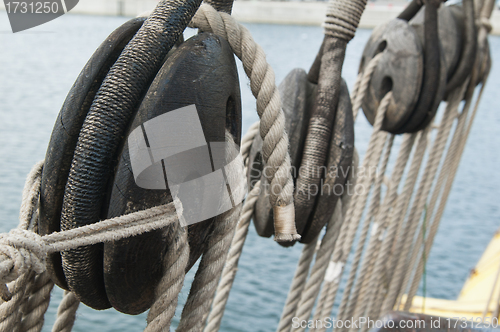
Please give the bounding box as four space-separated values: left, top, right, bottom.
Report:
300 79 354 244
360 19 424 133
104 33 241 314
40 30 241 313
39 17 146 294
398 4 451 132
247 69 354 245
410 5 462 79
248 68 314 239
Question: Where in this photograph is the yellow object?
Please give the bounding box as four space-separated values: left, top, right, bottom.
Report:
404 229 500 320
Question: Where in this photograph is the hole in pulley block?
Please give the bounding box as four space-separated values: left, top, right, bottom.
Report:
380 76 393 97
375 40 387 56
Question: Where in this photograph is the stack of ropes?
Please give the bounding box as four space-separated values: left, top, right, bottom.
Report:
0 0 494 331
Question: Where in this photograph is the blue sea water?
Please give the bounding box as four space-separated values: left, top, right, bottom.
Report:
0 11 499 332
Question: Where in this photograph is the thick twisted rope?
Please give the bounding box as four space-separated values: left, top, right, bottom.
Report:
189 4 299 242
146 224 189 332
52 291 79 332
16 272 53 332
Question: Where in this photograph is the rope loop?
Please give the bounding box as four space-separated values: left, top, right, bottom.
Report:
190 4 299 242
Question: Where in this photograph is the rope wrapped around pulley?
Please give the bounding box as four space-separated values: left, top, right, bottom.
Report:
248 0 366 246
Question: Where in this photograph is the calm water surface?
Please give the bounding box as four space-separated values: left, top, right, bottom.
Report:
0 12 499 332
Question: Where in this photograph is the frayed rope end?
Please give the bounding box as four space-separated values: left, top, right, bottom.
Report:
273 204 300 243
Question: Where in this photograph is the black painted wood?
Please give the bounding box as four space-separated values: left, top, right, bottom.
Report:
103 33 241 315
39 17 146 293
59 0 202 311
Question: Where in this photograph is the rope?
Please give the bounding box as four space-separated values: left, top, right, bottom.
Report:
307 117 388 330
311 151 359 332
0 2 492 331
0 272 34 332
335 133 395 327
203 183 260 332
400 83 467 311
18 272 53 332
52 291 79 332
277 236 319 332
403 75 484 311
146 225 189 331
355 133 417 324
0 4 300 331
177 205 241 332
352 53 383 121
190 4 299 242
204 123 261 332
291 201 345 332
277 93 391 332
379 126 431 314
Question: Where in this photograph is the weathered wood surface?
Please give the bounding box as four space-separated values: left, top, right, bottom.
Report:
249 69 353 244
39 17 146 297
361 19 423 133
104 33 241 314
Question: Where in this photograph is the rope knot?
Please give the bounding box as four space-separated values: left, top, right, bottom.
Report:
0 229 47 301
